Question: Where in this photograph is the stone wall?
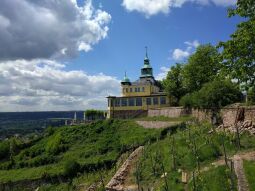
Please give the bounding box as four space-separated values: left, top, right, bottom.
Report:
191 109 212 122
148 106 255 126
221 107 255 126
148 107 191 118
111 110 148 119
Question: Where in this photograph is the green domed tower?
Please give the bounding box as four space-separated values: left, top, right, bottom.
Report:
140 47 153 78
121 72 131 85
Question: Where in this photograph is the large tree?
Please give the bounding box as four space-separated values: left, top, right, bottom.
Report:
180 79 242 109
163 63 186 105
182 44 221 92
219 0 255 90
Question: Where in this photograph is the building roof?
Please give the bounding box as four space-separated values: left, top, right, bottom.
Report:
131 76 156 86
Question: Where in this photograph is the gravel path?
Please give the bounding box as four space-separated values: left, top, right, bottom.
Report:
136 121 179 129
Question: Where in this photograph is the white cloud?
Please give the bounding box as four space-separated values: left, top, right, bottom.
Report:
172 49 191 61
184 40 200 48
122 0 236 17
0 59 120 111
156 66 169 80
0 0 111 60
172 40 200 61
122 0 171 17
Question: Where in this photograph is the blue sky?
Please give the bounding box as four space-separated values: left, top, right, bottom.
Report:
0 0 241 111
70 0 241 80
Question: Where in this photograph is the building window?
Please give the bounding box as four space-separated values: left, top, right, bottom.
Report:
146 97 151 105
138 87 140 92
126 88 129 93
115 98 120 107
130 88 132 92
160 97 166 105
153 97 158 105
128 98 135 106
136 97 142 106
135 88 138 92
121 98 127 106
142 87 145 92
110 99 113 107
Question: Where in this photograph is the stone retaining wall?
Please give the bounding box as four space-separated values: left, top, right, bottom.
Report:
110 110 148 119
106 146 144 191
148 106 255 126
148 107 191 118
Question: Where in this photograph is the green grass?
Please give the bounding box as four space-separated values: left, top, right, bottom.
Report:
0 119 162 183
243 160 255 190
192 166 237 191
125 122 255 190
1 118 255 190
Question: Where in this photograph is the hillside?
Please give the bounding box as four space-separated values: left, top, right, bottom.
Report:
0 119 164 190
1 117 255 190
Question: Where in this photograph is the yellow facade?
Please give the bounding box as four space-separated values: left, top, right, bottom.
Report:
121 84 160 97
106 50 170 118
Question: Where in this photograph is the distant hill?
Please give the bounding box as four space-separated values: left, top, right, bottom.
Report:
0 111 84 139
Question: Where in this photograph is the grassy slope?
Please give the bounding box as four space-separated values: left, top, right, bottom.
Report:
126 122 255 190
243 160 255 190
0 119 162 183
1 117 255 191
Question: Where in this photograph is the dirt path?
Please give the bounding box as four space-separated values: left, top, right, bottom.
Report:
233 155 250 191
200 151 255 191
136 121 179 129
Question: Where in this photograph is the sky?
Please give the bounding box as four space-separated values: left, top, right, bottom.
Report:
0 0 241 111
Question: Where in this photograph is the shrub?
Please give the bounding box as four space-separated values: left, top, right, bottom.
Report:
247 86 255 105
180 79 242 109
64 160 80 178
46 133 67 155
0 141 9 160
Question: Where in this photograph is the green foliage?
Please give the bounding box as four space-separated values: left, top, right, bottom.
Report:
64 160 80 178
182 44 221 92
219 19 255 89
45 132 66 155
247 86 255 105
228 0 255 18
85 109 105 120
243 160 255 190
193 166 237 191
180 79 242 109
129 122 255 190
0 119 162 183
0 141 9 160
162 63 186 105
219 0 255 91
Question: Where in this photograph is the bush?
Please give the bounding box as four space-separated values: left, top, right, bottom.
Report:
85 109 105 120
64 160 80 178
180 79 242 109
0 141 9 160
247 86 255 105
46 133 67 155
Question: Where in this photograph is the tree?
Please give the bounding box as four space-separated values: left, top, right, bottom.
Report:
219 19 255 90
180 79 242 109
228 0 255 18
247 86 255 105
219 0 255 91
163 63 186 105
182 44 221 92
